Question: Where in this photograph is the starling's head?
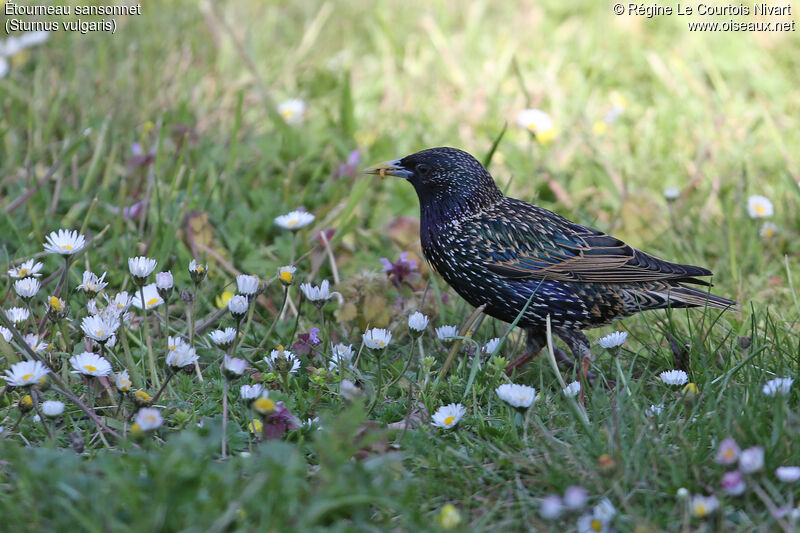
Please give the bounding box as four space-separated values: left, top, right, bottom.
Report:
364 147 502 212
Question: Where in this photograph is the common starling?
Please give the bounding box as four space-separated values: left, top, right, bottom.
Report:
366 147 736 371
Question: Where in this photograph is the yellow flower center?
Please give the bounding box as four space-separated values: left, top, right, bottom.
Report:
590 518 603 531
254 397 276 415
120 381 130 391
135 390 152 402
18 268 29 276
755 204 765 215
216 291 233 309
724 449 734 459
694 504 706 517
279 271 293 284
49 296 63 311
287 219 298 227
379 341 385 347
144 415 157 424
84 365 97 373
61 244 73 251
131 422 143 435
97 330 104 336
445 416 455 426
249 419 263 433
22 373 34 382
197 265 205 272
146 297 159 307
21 395 33 407
764 228 774 237
281 109 294 119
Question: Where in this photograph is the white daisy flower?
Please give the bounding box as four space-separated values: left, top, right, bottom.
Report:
275 210 315 230
188 259 208 283
516 109 555 138
0 57 7 79
115 370 132 392
5 307 30 324
208 327 237 348
496 383 538 409
155 271 174 290
134 407 163 431
598 331 627 349
763 377 793 396
131 284 164 310
747 195 774 219
7 259 43 279
715 438 740 465
299 280 337 304
0 326 12 342
128 256 157 280
264 348 301 374
24 334 48 352
277 98 306 125
540 495 563 520
77 271 108 295
435 325 459 342
407 311 429 332
689 495 719 518
228 294 249 319
329 343 354 370
483 337 501 355
594 499 616 523
166 344 198 369
760 222 778 239
563 486 589 510
775 466 800 483
659 369 689 386
80 314 120 343
431 403 466 429
108 291 133 314
167 336 188 352
41 400 64 417
363 328 392 350
222 356 248 377
739 446 764 473
43 229 86 256
277 265 296 286
69 351 112 377
236 274 260 296
240 383 264 400
14 277 40 299
663 187 680 201
2 360 49 387
562 381 581 398
646 404 665 417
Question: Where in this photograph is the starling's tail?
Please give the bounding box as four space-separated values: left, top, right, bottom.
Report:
624 282 738 314
663 283 739 311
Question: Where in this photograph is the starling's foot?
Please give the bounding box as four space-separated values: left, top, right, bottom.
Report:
504 329 546 375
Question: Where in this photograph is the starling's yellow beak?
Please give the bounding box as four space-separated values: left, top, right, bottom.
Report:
363 159 413 180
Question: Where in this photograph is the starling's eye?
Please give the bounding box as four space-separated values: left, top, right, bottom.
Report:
416 163 431 177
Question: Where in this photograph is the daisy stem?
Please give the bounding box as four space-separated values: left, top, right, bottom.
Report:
221 378 229 459
383 340 417 393
31 390 54 441
189 284 203 381
368 352 383 414
150 371 174 404
120 324 143 388
59 256 72 302
140 285 160 388
256 286 288 350
318 306 328 360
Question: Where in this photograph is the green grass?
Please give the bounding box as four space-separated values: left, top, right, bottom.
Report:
1 1 799 531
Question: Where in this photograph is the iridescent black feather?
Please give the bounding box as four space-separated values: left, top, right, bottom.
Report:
370 147 736 365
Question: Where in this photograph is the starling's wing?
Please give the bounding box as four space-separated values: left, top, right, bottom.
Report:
479 199 712 284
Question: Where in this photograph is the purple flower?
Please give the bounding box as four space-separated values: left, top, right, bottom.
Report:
380 252 420 288
110 200 146 220
262 401 300 440
721 470 746 496
715 438 740 465
335 150 361 179
292 328 322 356
128 143 155 168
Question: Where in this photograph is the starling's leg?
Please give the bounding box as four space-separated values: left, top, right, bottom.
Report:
556 329 593 401
505 329 546 374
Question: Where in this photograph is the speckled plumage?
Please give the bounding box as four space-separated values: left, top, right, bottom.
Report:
367 147 736 366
